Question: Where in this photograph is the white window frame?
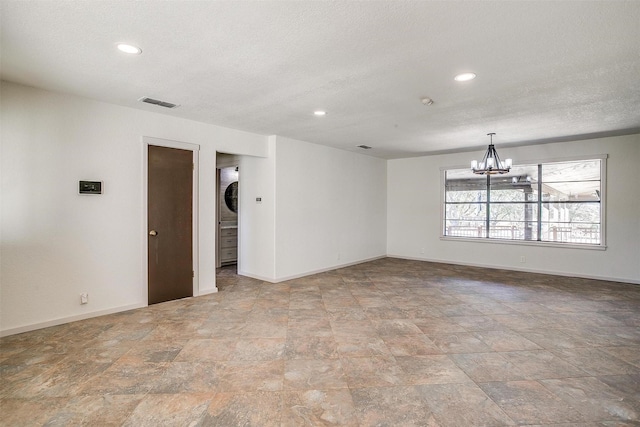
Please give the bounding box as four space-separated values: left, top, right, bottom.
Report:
440 154 607 250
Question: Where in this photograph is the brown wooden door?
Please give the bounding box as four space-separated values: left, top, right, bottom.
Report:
148 145 193 304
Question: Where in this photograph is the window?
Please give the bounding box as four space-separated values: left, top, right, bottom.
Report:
443 157 605 247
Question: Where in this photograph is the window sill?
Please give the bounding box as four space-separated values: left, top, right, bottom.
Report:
440 235 607 251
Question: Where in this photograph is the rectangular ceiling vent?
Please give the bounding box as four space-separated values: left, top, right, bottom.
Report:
357 145 372 149
138 97 179 109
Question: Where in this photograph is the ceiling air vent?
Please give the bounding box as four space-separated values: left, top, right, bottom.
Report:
357 145 372 150
138 97 179 109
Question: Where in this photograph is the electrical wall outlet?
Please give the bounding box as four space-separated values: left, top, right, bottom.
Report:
519 256 526 264
80 293 89 304
420 247 425 254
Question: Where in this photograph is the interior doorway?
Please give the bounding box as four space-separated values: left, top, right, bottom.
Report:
147 144 194 304
216 153 239 268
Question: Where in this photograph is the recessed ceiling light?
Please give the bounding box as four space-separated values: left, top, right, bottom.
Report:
454 72 476 82
314 110 327 116
117 43 142 55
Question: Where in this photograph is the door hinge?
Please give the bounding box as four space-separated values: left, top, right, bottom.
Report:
192 270 195 278
192 163 194 170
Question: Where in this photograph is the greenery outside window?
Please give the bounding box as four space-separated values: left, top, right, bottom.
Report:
443 156 605 247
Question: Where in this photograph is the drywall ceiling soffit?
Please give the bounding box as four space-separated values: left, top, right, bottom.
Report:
1 1 639 159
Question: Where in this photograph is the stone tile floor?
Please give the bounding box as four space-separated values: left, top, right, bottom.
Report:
1 258 639 426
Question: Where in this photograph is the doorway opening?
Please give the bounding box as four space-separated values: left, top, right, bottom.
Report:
216 153 239 270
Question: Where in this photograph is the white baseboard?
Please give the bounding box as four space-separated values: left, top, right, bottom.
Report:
239 255 387 284
198 287 218 296
387 254 640 285
237 271 275 282
272 255 387 283
0 302 147 337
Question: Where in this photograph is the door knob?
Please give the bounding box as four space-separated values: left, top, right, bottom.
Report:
149 230 158 236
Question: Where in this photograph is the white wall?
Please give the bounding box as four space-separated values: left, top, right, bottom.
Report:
1 81 268 335
238 136 387 283
387 134 640 284
273 136 387 280
238 137 277 281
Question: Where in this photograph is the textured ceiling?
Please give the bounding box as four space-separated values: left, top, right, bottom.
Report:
2 1 639 159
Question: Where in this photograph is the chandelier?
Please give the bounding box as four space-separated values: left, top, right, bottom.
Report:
471 133 512 175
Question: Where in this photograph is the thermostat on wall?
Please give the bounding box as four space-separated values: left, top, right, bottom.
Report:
79 181 102 194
